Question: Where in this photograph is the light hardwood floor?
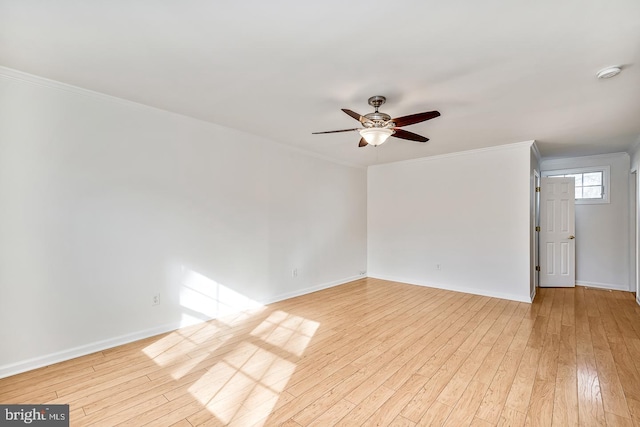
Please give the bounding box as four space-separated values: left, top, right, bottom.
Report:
2 278 640 426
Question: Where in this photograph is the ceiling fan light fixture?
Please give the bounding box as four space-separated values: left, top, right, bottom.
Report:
359 128 393 146
596 66 622 79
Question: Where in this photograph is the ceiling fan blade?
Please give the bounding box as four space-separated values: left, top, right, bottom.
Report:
392 111 440 128
391 128 429 142
342 109 374 125
358 138 368 147
312 128 361 134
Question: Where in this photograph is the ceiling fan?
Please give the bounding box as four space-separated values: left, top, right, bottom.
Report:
312 96 440 147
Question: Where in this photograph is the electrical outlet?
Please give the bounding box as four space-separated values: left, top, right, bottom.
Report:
292 268 298 278
152 293 160 306
436 264 442 271
359 271 366 275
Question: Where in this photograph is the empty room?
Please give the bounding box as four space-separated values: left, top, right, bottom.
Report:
1 1 640 426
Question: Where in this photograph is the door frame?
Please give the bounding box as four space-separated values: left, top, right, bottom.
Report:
533 169 540 300
539 177 576 287
632 170 639 304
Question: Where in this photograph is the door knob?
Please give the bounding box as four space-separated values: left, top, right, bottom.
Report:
569 235 575 239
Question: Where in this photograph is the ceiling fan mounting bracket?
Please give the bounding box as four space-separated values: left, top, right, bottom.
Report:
367 95 386 111
364 95 391 123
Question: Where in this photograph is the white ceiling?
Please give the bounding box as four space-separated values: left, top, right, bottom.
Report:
1 0 639 166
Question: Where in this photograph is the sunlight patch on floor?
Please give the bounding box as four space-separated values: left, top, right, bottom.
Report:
142 324 228 373
188 342 297 424
251 310 320 357
187 311 318 424
140 267 320 424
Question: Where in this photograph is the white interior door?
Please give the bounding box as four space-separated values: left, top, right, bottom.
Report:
540 177 576 287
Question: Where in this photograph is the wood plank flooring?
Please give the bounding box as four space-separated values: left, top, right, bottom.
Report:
1 278 640 426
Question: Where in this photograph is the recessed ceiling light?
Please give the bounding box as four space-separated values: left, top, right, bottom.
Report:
596 66 622 79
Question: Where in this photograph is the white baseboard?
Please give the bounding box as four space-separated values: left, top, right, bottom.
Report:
368 274 532 303
0 275 364 380
530 286 537 302
576 281 629 291
0 323 181 380
260 274 364 305
637 294 640 306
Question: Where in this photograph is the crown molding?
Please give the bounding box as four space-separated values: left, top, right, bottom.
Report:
540 151 630 167
0 66 153 112
0 66 365 170
531 141 542 162
368 140 535 169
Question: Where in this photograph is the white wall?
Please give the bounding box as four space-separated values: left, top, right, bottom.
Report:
0 69 367 377
541 153 631 291
367 141 534 303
